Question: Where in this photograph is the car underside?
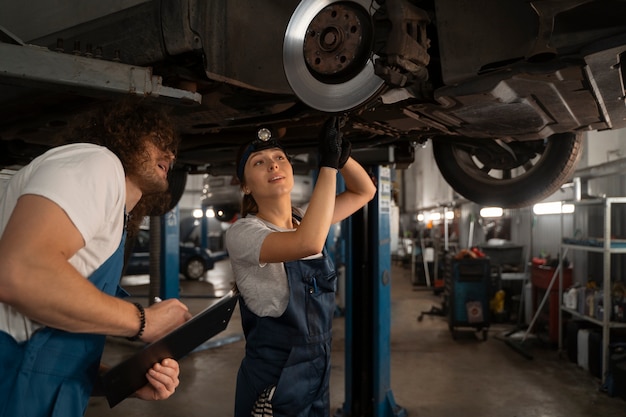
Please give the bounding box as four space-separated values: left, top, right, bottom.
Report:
1 0 626 208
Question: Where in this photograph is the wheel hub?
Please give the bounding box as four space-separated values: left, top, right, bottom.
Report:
303 4 368 82
472 141 535 171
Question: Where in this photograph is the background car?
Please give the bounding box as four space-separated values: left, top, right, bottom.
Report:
201 174 313 223
2 0 626 208
124 228 228 280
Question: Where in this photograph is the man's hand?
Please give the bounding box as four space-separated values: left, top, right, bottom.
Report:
134 358 180 401
141 299 192 342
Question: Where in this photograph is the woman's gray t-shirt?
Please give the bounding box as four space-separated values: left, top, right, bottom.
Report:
225 214 296 317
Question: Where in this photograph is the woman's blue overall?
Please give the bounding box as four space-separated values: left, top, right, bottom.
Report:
0 233 126 417
235 251 337 417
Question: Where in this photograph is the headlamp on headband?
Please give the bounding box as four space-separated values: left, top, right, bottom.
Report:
237 128 285 181
257 128 271 142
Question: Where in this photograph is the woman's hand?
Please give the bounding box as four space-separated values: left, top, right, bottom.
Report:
318 116 343 169
134 358 180 401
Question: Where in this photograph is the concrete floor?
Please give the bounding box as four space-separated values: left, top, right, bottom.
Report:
85 260 625 417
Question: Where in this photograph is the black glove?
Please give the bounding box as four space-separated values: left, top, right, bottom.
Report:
318 116 343 169
338 138 351 169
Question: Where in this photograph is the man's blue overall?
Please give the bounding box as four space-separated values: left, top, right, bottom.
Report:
0 233 126 417
235 250 337 417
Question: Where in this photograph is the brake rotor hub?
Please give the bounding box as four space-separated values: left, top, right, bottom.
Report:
283 0 385 112
303 4 368 80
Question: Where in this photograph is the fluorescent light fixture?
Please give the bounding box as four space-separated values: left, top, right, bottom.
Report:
417 211 453 222
480 207 503 218
532 202 574 215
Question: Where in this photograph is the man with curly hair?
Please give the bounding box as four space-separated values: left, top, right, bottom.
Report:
0 99 192 416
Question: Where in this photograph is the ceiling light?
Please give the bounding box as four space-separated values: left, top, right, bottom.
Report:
533 202 574 215
480 207 503 218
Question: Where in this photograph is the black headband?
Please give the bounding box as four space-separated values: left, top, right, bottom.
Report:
236 128 284 181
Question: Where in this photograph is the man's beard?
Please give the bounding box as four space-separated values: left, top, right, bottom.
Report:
128 191 173 233
139 174 169 195
132 161 170 195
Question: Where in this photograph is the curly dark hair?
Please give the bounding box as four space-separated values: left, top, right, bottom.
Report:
62 98 180 235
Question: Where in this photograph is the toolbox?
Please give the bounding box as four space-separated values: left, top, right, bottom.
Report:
447 258 491 340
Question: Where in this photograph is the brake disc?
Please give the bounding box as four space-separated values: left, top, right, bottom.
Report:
283 0 385 112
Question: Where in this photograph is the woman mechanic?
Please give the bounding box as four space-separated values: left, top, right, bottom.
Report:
225 117 376 416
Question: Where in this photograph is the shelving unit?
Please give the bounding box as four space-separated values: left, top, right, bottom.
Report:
558 197 626 386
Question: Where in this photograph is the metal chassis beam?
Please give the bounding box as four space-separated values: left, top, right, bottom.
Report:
0 41 201 106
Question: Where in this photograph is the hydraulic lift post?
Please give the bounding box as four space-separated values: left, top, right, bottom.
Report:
339 165 406 417
148 206 181 303
160 206 181 300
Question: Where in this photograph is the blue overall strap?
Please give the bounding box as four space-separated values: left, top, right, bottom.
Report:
235 248 337 417
0 232 126 417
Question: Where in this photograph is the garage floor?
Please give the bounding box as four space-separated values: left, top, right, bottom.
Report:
85 260 625 417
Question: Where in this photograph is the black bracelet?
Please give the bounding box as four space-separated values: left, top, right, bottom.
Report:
127 302 145 341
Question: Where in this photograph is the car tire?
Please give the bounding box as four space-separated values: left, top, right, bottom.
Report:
184 257 206 280
432 132 583 208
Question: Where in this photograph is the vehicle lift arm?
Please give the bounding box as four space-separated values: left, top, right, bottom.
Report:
0 25 201 106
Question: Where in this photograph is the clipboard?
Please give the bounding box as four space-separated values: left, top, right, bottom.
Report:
101 290 239 407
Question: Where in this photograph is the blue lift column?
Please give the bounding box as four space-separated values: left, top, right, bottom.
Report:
339 165 406 417
160 206 180 300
